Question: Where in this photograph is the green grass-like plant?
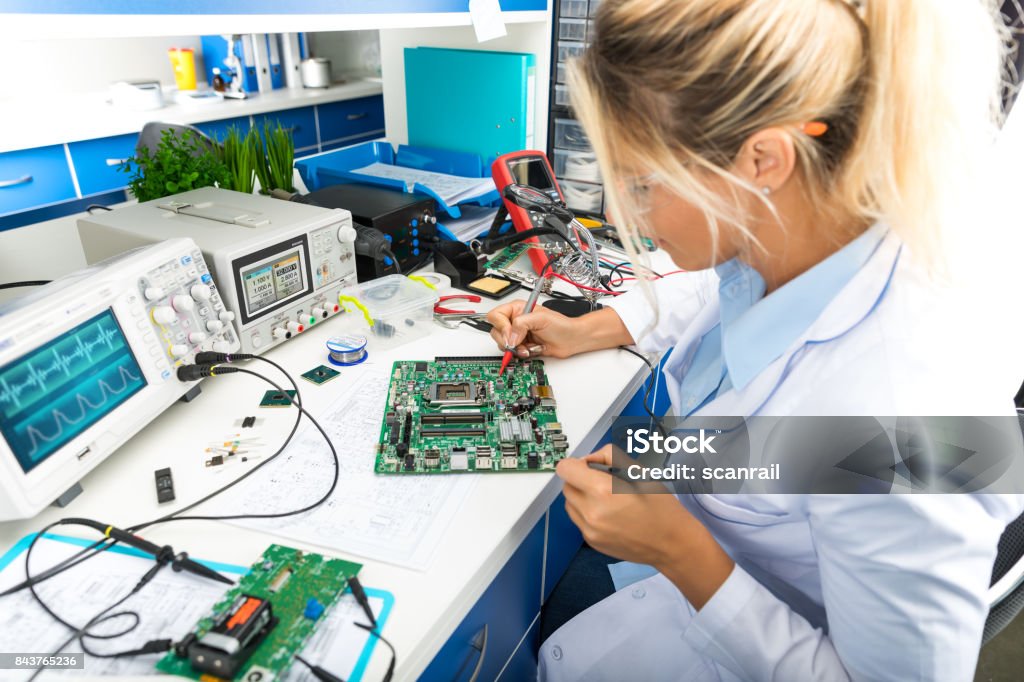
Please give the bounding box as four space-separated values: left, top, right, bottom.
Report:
119 128 229 202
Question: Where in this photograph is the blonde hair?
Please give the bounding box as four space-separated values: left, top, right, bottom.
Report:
570 0 1009 274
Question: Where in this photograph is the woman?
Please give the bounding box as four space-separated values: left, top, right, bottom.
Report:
488 0 1024 679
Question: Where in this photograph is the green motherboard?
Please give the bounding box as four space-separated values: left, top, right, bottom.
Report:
375 356 569 474
156 544 362 681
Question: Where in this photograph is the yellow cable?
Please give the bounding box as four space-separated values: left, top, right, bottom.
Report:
338 294 375 327
407 274 436 290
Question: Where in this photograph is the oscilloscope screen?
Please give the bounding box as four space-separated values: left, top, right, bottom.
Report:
0 309 147 474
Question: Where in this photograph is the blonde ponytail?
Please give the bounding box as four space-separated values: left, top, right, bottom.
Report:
570 0 1010 276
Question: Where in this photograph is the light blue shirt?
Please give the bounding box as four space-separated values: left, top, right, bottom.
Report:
676 224 886 416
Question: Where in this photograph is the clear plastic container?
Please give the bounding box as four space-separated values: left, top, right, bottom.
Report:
554 117 591 151
553 148 601 183
560 179 604 214
336 274 436 351
557 41 587 63
560 0 589 18
558 18 587 41
554 84 571 108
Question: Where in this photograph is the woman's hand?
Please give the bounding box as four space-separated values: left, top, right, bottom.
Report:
486 303 636 359
557 445 735 609
487 300 581 359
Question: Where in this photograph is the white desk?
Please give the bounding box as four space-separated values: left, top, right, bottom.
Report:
0 282 650 681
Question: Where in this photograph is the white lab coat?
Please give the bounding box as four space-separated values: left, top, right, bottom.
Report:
539 230 1024 681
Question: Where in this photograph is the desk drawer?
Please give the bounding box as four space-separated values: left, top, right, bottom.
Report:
195 115 251 143
68 133 138 196
254 106 318 151
421 517 545 682
0 145 76 216
317 96 385 145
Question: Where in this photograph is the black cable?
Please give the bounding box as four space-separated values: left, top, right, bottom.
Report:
86 204 113 213
295 654 347 682
381 247 403 275
355 623 396 682
0 280 51 290
2 357 306 599
618 345 665 434
481 226 584 255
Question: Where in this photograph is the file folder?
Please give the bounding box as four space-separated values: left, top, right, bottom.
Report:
405 47 536 161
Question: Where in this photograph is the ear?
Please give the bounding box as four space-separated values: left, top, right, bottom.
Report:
732 128 797 193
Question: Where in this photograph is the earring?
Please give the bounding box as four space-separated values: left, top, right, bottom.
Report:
761 186 772 196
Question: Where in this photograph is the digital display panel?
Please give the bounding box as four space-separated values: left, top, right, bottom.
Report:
240 248 308 317
507 157 556 192
0 310 147 474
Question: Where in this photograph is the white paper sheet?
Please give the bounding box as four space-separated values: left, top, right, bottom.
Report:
0 536 387 681
219 371 477 570
442 205 500 242
348 162 495 207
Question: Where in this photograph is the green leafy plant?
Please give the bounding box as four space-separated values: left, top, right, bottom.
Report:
220 125 258 194
119 128 229 202
259 121 296 193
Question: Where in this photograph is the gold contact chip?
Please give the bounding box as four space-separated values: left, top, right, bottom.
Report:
468 275 514 295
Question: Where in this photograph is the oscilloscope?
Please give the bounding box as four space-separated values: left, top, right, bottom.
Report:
78 188 358 355
0 238 239 520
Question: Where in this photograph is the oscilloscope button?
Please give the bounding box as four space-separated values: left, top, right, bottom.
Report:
190 284 212 301
206 320 224 333
144 286 165 301
170 344 189 357
152 306 176 325
171 295 194 312
213 340 234 353
219 311 236 323
188 332 207 344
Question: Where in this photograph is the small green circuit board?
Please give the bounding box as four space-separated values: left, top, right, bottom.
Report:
375 356 569 474
485 242 530 271
259 389 297 407
156 544 362 681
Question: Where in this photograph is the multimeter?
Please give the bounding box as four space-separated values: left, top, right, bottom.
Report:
491 150 567 274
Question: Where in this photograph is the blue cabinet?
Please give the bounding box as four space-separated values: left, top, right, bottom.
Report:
544 493 583 602
317 96 386 146
194 115 251 142
67 133 137 196
421 517 545 681
0 145 76 217
254 106 318 151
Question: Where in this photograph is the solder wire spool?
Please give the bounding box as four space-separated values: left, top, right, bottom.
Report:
326 334 369 366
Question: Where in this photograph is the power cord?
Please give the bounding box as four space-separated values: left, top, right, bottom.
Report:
0 280 52 290
618 345 666 435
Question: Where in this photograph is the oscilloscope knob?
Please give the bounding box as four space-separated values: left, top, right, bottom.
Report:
338 224 357 243
188 332 207 344
212 340 233 353
144 286 165 301
219 311 236 323
152 306 176 325
171 295 194 312
206 320 224 333
190 284 212 301
170 344 189 358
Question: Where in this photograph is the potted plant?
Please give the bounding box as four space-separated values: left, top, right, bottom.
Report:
119 128 229 202
254 121 296 194
220 125 259 194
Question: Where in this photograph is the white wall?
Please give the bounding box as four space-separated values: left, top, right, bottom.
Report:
0 36 207 101
378 20 552 151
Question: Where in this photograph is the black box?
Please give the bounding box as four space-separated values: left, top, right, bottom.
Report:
302 183 437 280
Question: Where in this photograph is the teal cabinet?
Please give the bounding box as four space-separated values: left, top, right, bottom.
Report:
67 133 137 196
0 145 76 217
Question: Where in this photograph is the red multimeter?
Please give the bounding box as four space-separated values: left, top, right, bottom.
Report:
491 150 566 274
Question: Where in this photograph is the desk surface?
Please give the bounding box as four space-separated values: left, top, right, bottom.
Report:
0 278 650 681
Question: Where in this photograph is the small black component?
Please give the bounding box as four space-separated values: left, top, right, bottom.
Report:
396 442 409 456
527 452 539 469
404 453 416 471
530 416 538 429
405 318 416 326
188 595 277 678
241 416 256 428
389 426 400 444
385 412 397 425
536 370 546 386
433 356 504 363
402 413 413 446
415 361 428 373
154 467 175 503
534 428 544 444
